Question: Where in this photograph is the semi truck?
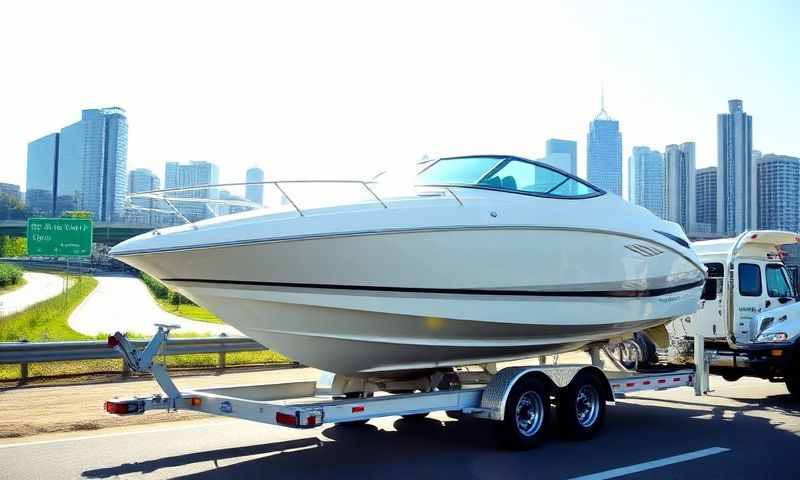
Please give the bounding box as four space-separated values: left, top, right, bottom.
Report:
650 230 800 398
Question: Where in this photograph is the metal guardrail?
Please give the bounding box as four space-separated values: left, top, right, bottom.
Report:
0 336 268 381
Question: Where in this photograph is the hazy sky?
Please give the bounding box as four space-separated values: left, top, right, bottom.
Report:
1 1 798 197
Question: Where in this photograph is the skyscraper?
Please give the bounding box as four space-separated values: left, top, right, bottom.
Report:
717 99 755 235
695 166 717 234
164 161 220 221
628 146 664 218
127 168 162 225
587 96 622 195
25 133 59 216
757 154 800 232
664 142 696 235
28 107 129 221
544 139 577 175
245 167 265 205
0 183 22 202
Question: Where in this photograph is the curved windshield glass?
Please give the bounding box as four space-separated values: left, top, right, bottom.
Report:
416 156 601 198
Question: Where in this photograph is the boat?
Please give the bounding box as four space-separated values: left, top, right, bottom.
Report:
110 155 706 378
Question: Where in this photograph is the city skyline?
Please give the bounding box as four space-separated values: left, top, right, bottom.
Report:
1 2 798 190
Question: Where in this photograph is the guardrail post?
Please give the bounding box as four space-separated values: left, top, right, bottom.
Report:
219 350 226 370
20 362 28 382
122 362 130 378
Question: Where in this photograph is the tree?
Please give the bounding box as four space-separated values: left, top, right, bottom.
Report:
0 235 26 257
0 194 29 221
63 211 93 219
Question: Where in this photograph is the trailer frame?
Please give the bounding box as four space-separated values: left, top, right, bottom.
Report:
105 325 707 449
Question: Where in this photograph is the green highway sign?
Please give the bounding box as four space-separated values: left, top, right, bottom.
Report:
27 218 93 257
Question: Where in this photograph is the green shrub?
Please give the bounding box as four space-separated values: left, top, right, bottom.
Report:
0 263 23 287
168 290 196 306
140 272 170 299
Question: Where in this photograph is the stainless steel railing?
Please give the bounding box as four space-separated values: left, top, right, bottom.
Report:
127 179 464 224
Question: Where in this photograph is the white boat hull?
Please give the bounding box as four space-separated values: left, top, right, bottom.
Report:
118 227 704 376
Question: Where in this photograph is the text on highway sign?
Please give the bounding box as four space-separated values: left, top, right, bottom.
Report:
27 218 93 257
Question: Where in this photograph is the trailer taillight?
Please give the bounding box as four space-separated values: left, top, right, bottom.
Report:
276 412 298 426
105 400 141 415
107 335 119 348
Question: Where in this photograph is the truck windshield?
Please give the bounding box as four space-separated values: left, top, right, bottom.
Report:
766 264 794 298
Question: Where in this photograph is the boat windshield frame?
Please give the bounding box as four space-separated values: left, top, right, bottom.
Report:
415 155 606 200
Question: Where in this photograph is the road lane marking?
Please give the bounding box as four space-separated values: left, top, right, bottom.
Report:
0 420 234 450
569 447 731 480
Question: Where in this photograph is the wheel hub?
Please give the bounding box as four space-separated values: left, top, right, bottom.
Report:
515 391 544 437
575 384 599 428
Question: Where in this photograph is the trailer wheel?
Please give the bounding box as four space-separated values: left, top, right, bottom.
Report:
499 375 550 450
557 371 606 440
786 375 800 400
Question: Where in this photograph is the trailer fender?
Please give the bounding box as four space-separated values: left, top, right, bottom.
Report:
479 365 613 421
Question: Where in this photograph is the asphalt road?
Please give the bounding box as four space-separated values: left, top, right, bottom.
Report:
1 376 798 479
68 274 241 337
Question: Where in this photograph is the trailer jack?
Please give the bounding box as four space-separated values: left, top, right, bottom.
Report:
108 324 181 405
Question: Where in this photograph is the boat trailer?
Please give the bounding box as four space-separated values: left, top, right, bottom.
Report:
105 325 709 449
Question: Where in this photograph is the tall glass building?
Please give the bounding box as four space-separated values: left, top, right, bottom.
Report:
245 167 265 205
126 168 162 225
664 142 696 235
164 161 220 221
628 146 664 218
31 107 130 221
717 99 755 235
587 108 622 196
757 155 799 232
544 139 577 175
26 133 60 216
695 166 717 234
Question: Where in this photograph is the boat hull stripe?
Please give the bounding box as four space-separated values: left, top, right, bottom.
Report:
160 278 705 298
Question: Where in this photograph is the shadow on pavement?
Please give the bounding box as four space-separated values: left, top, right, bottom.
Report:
82 397 800 480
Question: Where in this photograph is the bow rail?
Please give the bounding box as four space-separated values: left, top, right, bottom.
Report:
127 179 463 225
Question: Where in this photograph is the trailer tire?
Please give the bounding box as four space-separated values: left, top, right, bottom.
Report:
499 375 550 450
557 371 606 440
786 375 800 399
401 413 429 421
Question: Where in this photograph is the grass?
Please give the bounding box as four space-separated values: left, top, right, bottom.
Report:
156 298 224 324
0 276 98 342
140 272 224 324
0 276 26 294
0 271 293 381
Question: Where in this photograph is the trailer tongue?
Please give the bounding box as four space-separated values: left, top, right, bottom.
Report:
105 325 704 450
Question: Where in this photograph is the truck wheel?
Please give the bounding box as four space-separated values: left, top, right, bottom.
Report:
722 373 743 382
557 371 606 440
786 375 800 399
499 375 550 450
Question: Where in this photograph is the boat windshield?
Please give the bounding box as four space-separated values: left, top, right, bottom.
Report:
416 156 602 198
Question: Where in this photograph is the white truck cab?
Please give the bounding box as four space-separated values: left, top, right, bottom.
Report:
666 230 800 398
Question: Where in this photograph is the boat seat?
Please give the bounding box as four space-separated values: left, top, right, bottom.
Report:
481 176 502 188
501 176 517 190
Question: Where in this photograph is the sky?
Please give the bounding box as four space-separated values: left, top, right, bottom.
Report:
1 1 798 199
